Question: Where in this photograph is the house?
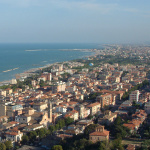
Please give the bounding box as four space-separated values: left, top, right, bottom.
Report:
55 105 67 114
64 110 79 121
126 144 135 150
5 88 13 96
118 100 132 110
2 121 19 130
64 124 81 136
98 110 117 125
33 102 47 112
16 101 53 127
15 114 32 124
86 102 101 115
5 127 23 142
23 124 44 132
89 125 109 143
76 120 93 127
123 120 141 133
123 110 147 133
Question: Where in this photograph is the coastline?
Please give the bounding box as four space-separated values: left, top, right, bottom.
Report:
0 48 98 86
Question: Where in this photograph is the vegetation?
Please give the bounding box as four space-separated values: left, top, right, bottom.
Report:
84 124 99 139
87 92 101 101
51 145 63 150
49 117 74 134
109 116 131 139
122 80 150 100
140 139 150 150
0 143 6 150
21 135 29 145
20 117 74 146
59 73 71 82
4 141 13 150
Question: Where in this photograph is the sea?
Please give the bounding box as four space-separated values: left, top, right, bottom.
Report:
0 43 102 82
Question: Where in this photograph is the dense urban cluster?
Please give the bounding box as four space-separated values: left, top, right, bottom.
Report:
1 45 150 149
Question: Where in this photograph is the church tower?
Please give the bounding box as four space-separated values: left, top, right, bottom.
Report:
48 99 52 123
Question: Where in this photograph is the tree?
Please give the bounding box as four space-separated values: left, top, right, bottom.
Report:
64 117 74 126
28 131 37 142
4 141 12 150
98 141 106 150
49 125 56 134
114 116 122 125
39 80 45 87
73 138 90 150
84 124 98 138
51 145 63 150
132 101 140 109
111 139 124 150
21 135 29 145
57 119 65 129
38 128 47 139
141 139 150 149
0 143 6 150
88 93 100 101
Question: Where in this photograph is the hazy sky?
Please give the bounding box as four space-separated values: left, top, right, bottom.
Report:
0 0 150 43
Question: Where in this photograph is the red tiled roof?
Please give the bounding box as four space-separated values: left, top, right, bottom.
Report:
89 130 109 136
6 132 18 136
9 121 19 125
87 102 100 108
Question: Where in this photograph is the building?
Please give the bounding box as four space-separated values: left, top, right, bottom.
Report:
52 64 63 72
33 102 47 112
98 110 117 125
55 105 67 114
76 120 93 127
129 90 140 102
75 104 85 119
41 72 52 81
0 102 23 119
145 101 150 114
86 102 101 115
16 100 52 127
5 127 23 142
11 79 17 84
89 125 109 143
23 124 44 132
64 110 79 121
52 81 66 93
96 93 112 108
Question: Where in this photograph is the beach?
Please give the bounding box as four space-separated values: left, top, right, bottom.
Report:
0 46 99 86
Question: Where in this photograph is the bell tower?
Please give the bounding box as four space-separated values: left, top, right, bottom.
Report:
48 99 52 123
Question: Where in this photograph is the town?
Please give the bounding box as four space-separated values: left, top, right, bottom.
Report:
0 44 150 150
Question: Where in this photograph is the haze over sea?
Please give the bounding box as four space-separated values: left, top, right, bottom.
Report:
0 43 101 82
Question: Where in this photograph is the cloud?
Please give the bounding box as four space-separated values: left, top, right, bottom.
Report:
49 0 119 14
123 8 139 13
0 0 118 14
0 0 41 7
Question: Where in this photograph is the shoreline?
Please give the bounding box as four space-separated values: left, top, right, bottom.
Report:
0 48 99 86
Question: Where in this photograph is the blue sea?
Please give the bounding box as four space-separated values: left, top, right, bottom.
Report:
0 43 101 82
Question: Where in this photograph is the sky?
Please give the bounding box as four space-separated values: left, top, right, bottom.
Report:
0 0 150 44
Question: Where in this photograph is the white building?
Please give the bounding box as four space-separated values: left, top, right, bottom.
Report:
55 105 67 114
129 90 140 102
145 101 150 114
5 128 23 142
